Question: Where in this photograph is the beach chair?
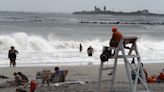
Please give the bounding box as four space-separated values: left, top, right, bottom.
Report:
36 70 51 85
41 69 52 86
36 71 42 83
50 70 68 83
97 36 150 92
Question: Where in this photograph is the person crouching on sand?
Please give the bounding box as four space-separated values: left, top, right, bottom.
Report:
17 72 28 85
13 72 22 86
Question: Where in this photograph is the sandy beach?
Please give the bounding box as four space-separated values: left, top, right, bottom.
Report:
0 63 164 92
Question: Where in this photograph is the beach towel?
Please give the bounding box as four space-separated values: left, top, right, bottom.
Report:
53 80 85 86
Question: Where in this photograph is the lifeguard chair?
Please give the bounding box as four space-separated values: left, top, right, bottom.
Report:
97 36 149 92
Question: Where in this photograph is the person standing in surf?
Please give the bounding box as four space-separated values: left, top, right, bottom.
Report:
87 46 94 56
8 46 18 67
79 43 83 52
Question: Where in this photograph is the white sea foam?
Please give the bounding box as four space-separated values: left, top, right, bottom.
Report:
0 32 108 52
0 32 164 67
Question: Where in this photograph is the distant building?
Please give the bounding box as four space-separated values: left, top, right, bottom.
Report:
141 9 149 15
103 6 106 11
94 6 101 11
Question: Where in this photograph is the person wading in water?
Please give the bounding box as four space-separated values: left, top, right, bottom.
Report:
8 46 18 67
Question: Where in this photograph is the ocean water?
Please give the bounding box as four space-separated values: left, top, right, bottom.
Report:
0 11 164 67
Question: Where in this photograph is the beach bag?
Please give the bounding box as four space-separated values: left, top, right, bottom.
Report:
100 47 112 62
147 75 157 83
100 53 108 62
158 73 164 80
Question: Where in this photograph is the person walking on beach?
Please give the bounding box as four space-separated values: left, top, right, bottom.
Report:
87 46 94 56
8 46 18 67
79 43 83 52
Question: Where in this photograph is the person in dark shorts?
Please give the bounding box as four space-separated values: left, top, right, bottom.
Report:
8 46 18 67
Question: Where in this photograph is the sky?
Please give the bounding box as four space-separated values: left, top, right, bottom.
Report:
0 0 164 14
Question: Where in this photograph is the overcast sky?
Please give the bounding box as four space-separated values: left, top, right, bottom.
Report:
0 0 164 14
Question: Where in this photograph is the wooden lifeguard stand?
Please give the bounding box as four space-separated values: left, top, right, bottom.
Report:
97 37 149 92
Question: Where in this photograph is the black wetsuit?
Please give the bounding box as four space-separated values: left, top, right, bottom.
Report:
8 49 18 67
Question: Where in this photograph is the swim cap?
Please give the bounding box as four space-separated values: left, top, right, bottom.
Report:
112 26 117 32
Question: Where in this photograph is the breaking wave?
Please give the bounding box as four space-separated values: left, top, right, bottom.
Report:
0 32 164 52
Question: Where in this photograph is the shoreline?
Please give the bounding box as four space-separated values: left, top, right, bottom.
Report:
1 61 164 67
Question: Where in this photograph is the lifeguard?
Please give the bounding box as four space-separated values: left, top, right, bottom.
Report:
110 26 123 47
